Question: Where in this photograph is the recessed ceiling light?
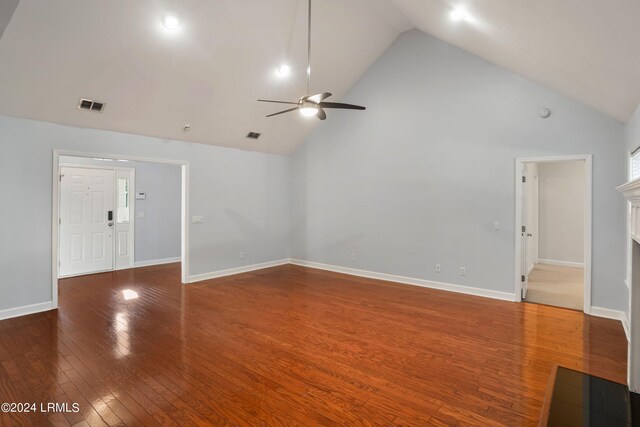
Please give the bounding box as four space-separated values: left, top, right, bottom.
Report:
276 64 291 77
162 15 181 30
450 7 470 22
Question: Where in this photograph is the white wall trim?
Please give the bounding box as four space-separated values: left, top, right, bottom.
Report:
52 149 190 311
0 302 54 321
538 259 585 268
134 257 181 268
624 313 630 342
514 154 592 315
188 259 290 283
590 306 629 341
289 259 517 302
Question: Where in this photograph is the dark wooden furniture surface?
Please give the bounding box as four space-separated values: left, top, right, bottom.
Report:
542 366 631 426
0 264 627 426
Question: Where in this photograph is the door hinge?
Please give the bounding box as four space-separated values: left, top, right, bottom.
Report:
59 174 64 181
522 176 526 183
521 275 525 282
521 225 526 233
59 218 61 225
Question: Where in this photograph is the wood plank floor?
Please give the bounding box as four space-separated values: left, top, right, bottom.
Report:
0 264 627 426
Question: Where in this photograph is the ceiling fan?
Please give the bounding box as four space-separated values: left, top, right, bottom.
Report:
258 0 366 120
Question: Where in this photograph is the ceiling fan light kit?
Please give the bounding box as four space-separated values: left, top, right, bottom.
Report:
299 102 320 117
258 0 366 121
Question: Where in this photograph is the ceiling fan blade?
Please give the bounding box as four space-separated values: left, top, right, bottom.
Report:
266 107 299 118
316 107 326 120
304 92 332 103
258 99 299 105
319 102 366 110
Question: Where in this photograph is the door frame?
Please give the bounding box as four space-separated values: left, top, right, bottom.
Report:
57 163 136 274
52 149 190 309
513 154 592 314
57 164 119 278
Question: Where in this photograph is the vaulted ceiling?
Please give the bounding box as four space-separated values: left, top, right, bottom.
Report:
392 0 640 126
0 0 638 155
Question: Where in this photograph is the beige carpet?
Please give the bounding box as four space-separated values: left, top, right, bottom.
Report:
525 264 584 311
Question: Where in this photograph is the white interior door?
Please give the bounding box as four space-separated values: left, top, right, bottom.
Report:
524 163 538 273
59 167 114 277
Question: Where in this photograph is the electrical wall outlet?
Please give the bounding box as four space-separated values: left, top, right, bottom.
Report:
435 264 441 273
350 253 356 261
460 267 467 276
239 251 245 260
137 211 145 219
494 221 500 231
191 215 204 224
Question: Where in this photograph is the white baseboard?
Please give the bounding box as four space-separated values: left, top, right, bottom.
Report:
189 259 290 283
539 259 584 268
0 301 54 321
590 306 629 341
134 257 181 268
288 259 516 302
624 315 630 342
527 264 535 275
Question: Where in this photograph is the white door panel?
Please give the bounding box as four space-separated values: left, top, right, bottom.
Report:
59 167 114 277
117 231 129 257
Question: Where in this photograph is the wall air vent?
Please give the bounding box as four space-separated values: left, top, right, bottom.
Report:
246 132 261 140
77 98 105 113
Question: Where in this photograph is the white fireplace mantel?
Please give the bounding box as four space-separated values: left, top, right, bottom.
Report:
618 178 640 393
618 178 640 201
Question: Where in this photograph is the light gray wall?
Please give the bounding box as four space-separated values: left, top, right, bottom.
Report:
0 115 290 311
58 155 182 263
133 162 181 262
538 161 585 264
291 29 627 310
0 0 19 41
627 104 640 153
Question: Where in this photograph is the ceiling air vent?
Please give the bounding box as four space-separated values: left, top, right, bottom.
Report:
77 98 105 113
246 132 261 140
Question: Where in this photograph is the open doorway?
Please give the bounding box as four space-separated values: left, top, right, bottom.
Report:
57 155 182 278
52 151 189 308
515 155 592 313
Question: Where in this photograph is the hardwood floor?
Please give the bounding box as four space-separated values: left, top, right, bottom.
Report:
0 264 627 426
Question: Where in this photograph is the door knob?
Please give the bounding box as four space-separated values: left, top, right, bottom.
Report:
108 222 114 227
527 233 533 237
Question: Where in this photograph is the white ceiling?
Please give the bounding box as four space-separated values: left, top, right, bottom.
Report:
0 0 639 154
0 0 411 154
392 0 640 124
